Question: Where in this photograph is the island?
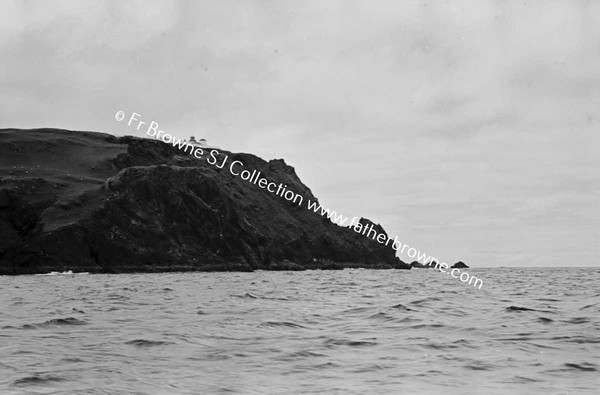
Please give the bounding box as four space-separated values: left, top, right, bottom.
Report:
451 261 469 269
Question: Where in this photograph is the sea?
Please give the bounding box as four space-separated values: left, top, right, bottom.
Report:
0 267 598 394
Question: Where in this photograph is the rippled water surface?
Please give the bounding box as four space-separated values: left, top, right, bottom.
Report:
0 267 598 394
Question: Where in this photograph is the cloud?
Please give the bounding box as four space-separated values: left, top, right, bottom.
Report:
0 0 598 266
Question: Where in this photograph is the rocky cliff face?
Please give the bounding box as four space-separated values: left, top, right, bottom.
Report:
0 128 409 274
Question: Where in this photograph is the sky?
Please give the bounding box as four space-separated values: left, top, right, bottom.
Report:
1 0 598 267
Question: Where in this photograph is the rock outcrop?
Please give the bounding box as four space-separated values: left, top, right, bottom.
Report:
410 260 426 268
0 128 410 274
451 261 469 269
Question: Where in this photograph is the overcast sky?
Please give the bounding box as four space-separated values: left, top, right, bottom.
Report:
1 0 598 267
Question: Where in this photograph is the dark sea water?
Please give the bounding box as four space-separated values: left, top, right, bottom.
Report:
0 267 598 394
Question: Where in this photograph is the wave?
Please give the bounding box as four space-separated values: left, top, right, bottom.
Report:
342 307 372 313
563 362 597 372
390 303 416 311
565 317 590 324
506 306 555 314
409 297 443 305
324 338 378 347
232 292 290 301
368 312 398 322
233 292 260 299
406 324 446 329
537 317 554 323
17 317 87 329
125 339 174 347
275 350 327 361
506 306 538 311
36 270 89 276
12 374 65 386
259 321 306 329
550 336 600 344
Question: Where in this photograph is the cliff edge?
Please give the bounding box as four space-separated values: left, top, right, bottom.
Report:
0 128 409 274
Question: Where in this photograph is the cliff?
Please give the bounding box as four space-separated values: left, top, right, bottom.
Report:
0 128 410 274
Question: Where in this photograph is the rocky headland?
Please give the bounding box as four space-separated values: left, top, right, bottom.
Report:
0 128 410 274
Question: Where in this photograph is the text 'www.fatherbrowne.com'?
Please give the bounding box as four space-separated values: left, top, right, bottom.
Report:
115 110 483 289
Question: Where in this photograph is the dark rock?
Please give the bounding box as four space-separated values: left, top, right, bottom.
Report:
0 128 412 274
451 261 469 269
410 260 426 268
